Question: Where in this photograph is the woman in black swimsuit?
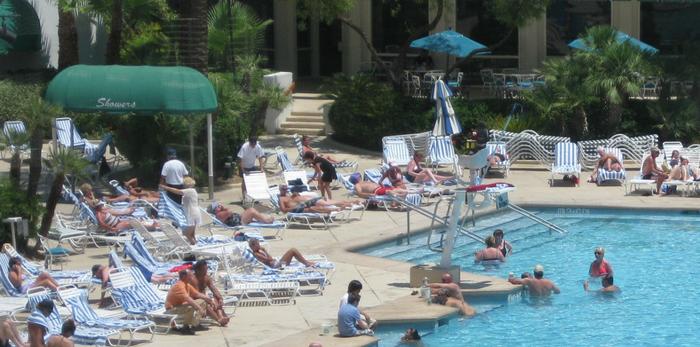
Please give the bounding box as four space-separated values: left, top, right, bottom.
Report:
406 152 452 184
303 151 337 200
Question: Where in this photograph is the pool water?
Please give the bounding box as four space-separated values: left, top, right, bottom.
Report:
362 208 700 346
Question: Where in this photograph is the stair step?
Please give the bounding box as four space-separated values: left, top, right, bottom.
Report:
292 93 327 99
287 115 324 122
281 121 326 129
278 128 325 135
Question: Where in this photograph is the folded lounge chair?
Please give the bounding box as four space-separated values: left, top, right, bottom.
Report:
242 172 274 207
550 142 581 186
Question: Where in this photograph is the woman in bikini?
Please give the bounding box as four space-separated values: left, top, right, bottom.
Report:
589 247 614 279
474 236 505 264
379 164 406 189
8 257 59 293
405 152 452 185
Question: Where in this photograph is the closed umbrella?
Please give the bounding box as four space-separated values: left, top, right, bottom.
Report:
432 79 461 136
568 31 658 54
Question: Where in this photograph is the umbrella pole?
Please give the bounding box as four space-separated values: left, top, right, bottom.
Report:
207 113 214 200
189 122 195 175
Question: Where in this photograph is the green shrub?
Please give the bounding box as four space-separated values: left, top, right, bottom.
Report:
325 74 432 151
0 78 47 125
0 179 43 252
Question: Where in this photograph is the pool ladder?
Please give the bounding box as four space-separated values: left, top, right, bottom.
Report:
507 204 567 234
425 196 484 253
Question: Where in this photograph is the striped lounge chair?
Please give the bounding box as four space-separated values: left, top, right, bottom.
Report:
485 141 511 177
427 135 459 174
382 137 412 166
54 117 98 157
596 148 626 185
27 290 120 346
550 142 581 186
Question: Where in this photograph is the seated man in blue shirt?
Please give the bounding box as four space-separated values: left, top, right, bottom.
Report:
337 293 373 337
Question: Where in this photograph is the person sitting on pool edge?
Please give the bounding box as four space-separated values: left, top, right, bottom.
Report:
339 280 376 329
584 276 620 293
508 264 560 296
338 293 374 337
429 274 476 316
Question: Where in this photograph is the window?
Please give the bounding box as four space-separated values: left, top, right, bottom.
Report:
641 2 700 55
546 0 610 56
371 0 429 53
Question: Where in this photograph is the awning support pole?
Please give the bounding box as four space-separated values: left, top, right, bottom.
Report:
207 113 214 200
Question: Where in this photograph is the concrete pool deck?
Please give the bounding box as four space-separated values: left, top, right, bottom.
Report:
1 136 698 347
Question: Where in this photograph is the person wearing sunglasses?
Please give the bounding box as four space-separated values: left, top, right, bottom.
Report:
589 247 614 279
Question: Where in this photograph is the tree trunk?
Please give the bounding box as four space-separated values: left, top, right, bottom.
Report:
105 0 124 65
38 173 65 238
394 0 445 90
9 152 20 187
58 9 79 70
26 128 44 199
188 0 209 74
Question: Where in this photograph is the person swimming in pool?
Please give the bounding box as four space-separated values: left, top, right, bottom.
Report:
589 247 614 279
493 229 512 257
474 235 505 264
508 264 560 296
584 276 620 293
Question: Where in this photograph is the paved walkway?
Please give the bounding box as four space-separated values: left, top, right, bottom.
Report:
2 136 697 347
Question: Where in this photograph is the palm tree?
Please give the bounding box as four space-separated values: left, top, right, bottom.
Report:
576 26 654 132
187 0 208 74
21 97 63 200
57 0 80 70
104 0 124 64
38 147 88 242
207 1 272 71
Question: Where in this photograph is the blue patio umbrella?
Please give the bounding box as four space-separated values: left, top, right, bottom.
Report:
432 80 461 136
568 31 658 54
410 30 489 58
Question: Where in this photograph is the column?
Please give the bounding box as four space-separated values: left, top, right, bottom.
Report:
611 1 640 38
341 0 371 74
518 15 546 71
429 0 456 70
274 0 297 74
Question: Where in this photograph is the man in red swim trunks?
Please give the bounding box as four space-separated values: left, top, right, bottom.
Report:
354 179 409 198
589 247 614 279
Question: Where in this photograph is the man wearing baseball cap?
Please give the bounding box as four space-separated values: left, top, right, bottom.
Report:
508 264 560 296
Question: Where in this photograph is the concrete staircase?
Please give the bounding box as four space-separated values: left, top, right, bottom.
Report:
279 93 333 135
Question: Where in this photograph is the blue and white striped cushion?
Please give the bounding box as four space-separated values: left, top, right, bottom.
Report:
486 142 510 165
0 253 23 296
428 136 455 164
277 151 296 171
554 142 579 167
597 148 626 183
157 192 188 228
66 290 152 330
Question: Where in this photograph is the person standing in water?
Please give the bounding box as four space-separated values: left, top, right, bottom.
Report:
493 229 512 257
589 247 614 279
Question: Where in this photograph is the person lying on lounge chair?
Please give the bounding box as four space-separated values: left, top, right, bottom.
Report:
588 147 623 182
122 178 160 203
301 135 343 164
207 202 275 227
9 257 59 293
278 185 361 214
353 179 409 199
94 201 158 233
248 239 316 268
379 163 407 189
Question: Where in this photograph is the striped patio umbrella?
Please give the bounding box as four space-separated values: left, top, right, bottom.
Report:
431 79 461 136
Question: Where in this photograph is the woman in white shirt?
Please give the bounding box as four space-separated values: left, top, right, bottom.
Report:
160 177 201 244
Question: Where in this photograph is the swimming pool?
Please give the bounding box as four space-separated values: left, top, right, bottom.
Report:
361 207 700 346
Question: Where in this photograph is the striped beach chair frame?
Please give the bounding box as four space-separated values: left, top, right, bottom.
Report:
427 135 459 174
550 142 581 186
596 147 626 185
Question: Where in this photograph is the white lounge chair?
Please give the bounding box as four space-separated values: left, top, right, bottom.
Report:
382 137 412 166
550 142 581 186
243 172 274 207
625 155 658 195
54 117 98 156
2 120 30 159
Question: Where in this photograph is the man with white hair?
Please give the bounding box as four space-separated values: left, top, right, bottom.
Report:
508 265 560 296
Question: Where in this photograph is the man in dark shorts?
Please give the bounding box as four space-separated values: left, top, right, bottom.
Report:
208 202 275 227
641 147 668 194
277 185 359 214
237 137 265 198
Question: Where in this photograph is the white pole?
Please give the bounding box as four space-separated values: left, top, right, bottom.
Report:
207 113 214 200
440 190 465 268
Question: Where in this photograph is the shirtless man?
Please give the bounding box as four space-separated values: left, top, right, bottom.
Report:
190 260 229 326
429 274 476 316
642 148 668 194
47 320 75 347
353 179 409 199
278 185 360 214
209 202 275 226
508 265 560 296
248 239 316 268
584 276 620 293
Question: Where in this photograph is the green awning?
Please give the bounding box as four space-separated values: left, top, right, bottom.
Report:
44 65 218 114
0 0 41 55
